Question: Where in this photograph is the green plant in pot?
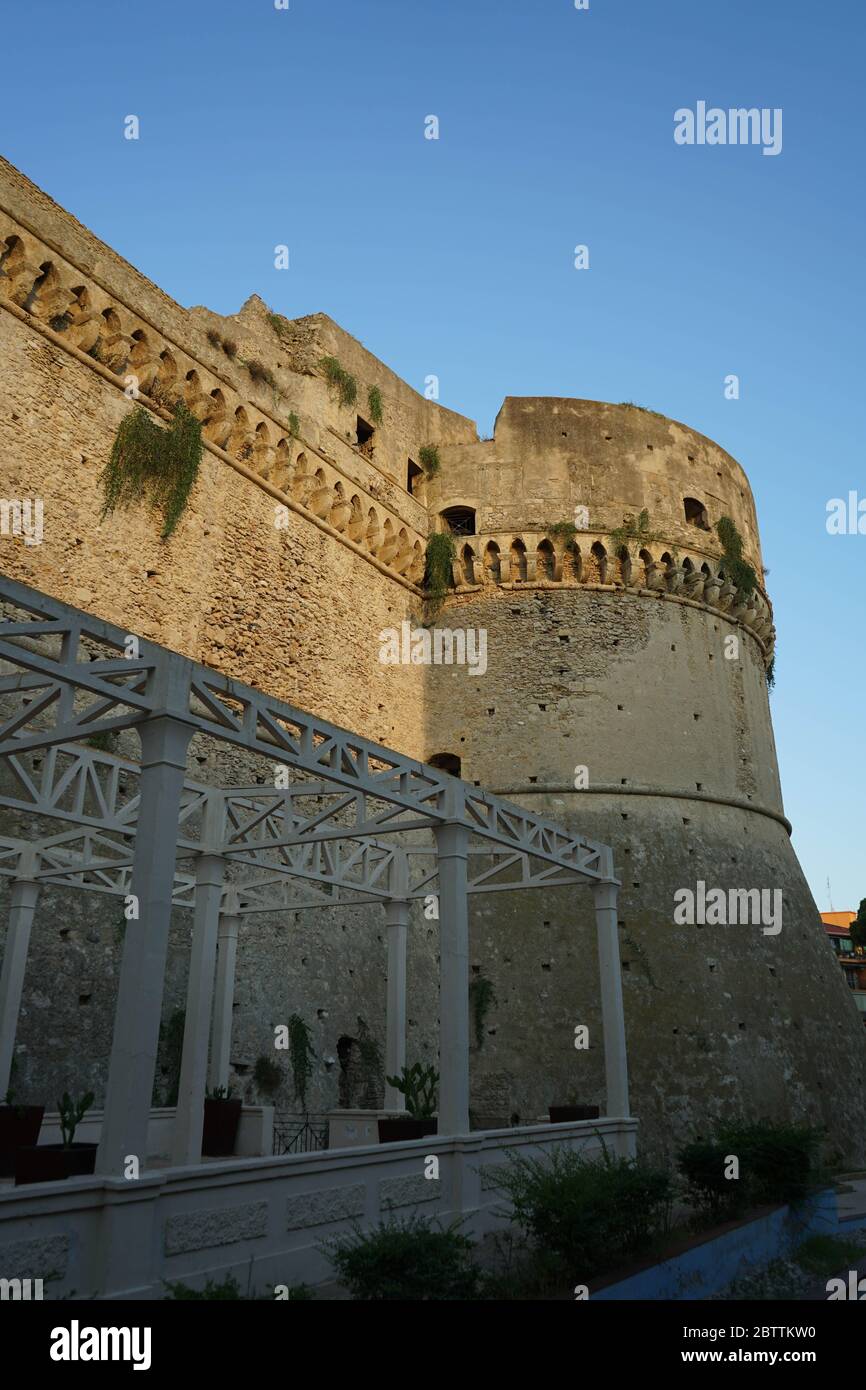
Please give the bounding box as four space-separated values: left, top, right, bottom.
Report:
0 1060 45 1177
14 1089 96 1186
379 1062 439 1143
202 1084 243 1158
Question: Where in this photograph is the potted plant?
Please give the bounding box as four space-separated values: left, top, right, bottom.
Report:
14 1090 96 1185
548 1092 600 1124
202 1085 242 1157
0 1064 44 1177
379 1063 439 1143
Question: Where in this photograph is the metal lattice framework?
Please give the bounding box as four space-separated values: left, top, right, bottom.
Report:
0 575 616 905
0 575 628 1168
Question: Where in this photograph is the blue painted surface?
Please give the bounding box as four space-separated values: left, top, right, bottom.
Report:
593 1190 846 1301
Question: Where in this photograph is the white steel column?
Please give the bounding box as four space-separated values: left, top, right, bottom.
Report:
434 821 470 1136
383 898 409 1110
97 715 192 1176
209 894 240 1092
172 842 224 1166
593 878 630 1118
0 855 40 1099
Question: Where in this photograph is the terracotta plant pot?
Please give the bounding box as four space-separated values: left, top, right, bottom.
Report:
0 1104 44 1176
548 1105 600 1124
202 1098 242 1157
14 1142 97 1185
378 1118 437 1144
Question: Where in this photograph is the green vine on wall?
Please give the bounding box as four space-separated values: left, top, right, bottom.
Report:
367 386 384 425
468 976 497 1049
609 508 653 553
424 532 456 613
544 520 579 551
419 444 440 478
319 356 358 407
716 516 758 598
287 1013 316 1112
99 400 203 539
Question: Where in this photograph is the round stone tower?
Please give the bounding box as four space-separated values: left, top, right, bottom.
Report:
424 398 866 1163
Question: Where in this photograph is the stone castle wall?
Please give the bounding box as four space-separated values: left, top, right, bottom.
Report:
1 156 865 1162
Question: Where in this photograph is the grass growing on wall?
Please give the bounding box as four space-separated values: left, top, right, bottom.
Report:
320 355 358 407
99 401 203 539
419 444 440 477
716 515 758 597
367 386 384 424
609 508 652 552
424 532 456 610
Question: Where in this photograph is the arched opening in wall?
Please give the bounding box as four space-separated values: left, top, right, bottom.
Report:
290 450 309 497
684 497 711 530
183 369 202 410
152 350 178 408
407 459 424 497
511 538 528 582
330 482 352 531
589 541 608 584
253 422 272 476
346 494 365 542
229 408 251 459
365 508 382 552
409 541 424 583
484 541 501 584
461 544 477 585
638 548 654 586
203 389 228 446
0 234 21 275
272 438 292 491
569 542 583 582
23 260 53 317
536 539 556 580
441 507 476 537
616 546 632 586
429 752 462 777
356 416 375 457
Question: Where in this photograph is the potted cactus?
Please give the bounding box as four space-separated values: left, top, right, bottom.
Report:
0 1064 44 1177
379 1062 439 1143
202 1085 242 1157
14 1090 96 1185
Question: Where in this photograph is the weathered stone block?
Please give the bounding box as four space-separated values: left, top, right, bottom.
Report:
285 1184 365 1231
164 1201 268 1255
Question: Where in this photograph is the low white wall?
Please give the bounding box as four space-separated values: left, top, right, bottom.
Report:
35 1106 274 1159
0 1117 636 1299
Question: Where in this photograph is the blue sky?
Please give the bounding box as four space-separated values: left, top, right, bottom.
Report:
1 0 863 909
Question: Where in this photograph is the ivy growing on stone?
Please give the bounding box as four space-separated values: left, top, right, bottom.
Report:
609 509 652 553
419 444 440 477
545 520 579 551
424 532 456 611
716 515 758 597
367 386 383 425
320 355 357 407
288 1013 316 1112
99 400 203 539
468 975 497 1049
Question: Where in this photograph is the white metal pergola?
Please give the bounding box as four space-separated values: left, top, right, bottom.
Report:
0 575 629 1176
